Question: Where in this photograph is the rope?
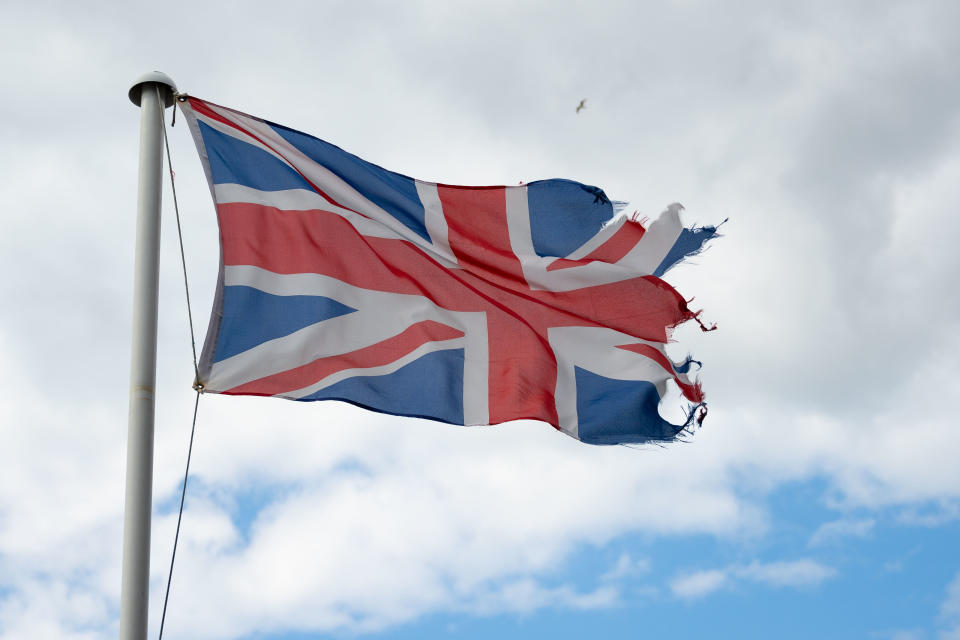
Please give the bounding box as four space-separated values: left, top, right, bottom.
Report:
154 85 203 640
158 86 200 382
158 392 200 640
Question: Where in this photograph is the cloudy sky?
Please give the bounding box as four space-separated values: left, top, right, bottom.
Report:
2 1 960 638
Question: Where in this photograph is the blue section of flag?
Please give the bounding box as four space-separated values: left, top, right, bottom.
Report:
215 286 356 362
269 122 430 242
574 367 684 444
527 179 614 258
654 225 719 277
301 349 465 424
198 122 313 192
673 357 701 375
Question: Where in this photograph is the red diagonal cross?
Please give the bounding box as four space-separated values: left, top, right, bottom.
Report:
219 183 694 427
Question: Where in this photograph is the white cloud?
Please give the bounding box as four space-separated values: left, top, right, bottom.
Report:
0 579 113 640
670 559 835 601
899 503 960 528
670 570 728 601
734 560 836 588
942 573 960 620
601 553 651 582
809 518 876 547
941 571 960 639
146 406 764 637
465 580 620 615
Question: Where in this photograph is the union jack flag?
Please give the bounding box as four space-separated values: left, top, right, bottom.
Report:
180 97 719 444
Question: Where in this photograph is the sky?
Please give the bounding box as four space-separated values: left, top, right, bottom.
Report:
1 0 959 638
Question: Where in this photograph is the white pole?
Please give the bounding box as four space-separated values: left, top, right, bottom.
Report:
121 71 177 640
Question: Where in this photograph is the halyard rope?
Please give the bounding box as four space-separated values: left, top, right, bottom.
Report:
159 86 199 381
155 85 202 640
158 392 199 640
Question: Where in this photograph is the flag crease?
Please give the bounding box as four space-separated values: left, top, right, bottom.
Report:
179 96 720 444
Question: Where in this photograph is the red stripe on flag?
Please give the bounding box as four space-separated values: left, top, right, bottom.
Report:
546 220 646 271
615 343 704 403
225 320 465 397
438 185 527 285
217 202 449 296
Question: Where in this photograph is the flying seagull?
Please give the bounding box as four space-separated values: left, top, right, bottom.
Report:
576 99 587 114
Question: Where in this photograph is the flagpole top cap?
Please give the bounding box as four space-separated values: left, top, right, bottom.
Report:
128 71 177 108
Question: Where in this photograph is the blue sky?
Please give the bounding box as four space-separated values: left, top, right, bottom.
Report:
1 1 960 638
348 482 960 640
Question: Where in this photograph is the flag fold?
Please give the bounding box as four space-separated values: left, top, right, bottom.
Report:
179 96 719 444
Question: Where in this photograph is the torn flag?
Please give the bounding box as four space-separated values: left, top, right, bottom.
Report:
179 96 719 444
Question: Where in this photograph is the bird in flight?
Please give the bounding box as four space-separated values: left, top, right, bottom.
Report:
576 99 587 114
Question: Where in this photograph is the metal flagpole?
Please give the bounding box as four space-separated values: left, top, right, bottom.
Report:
121 71 177 640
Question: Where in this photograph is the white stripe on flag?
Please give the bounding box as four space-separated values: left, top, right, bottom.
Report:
549 326 675 438
618 203 685 275
192 109 299 177
206 266 489 425
503 186 650 292
284 336 465 400
563 217 627 261
213 184 399 240
415 180 459 268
